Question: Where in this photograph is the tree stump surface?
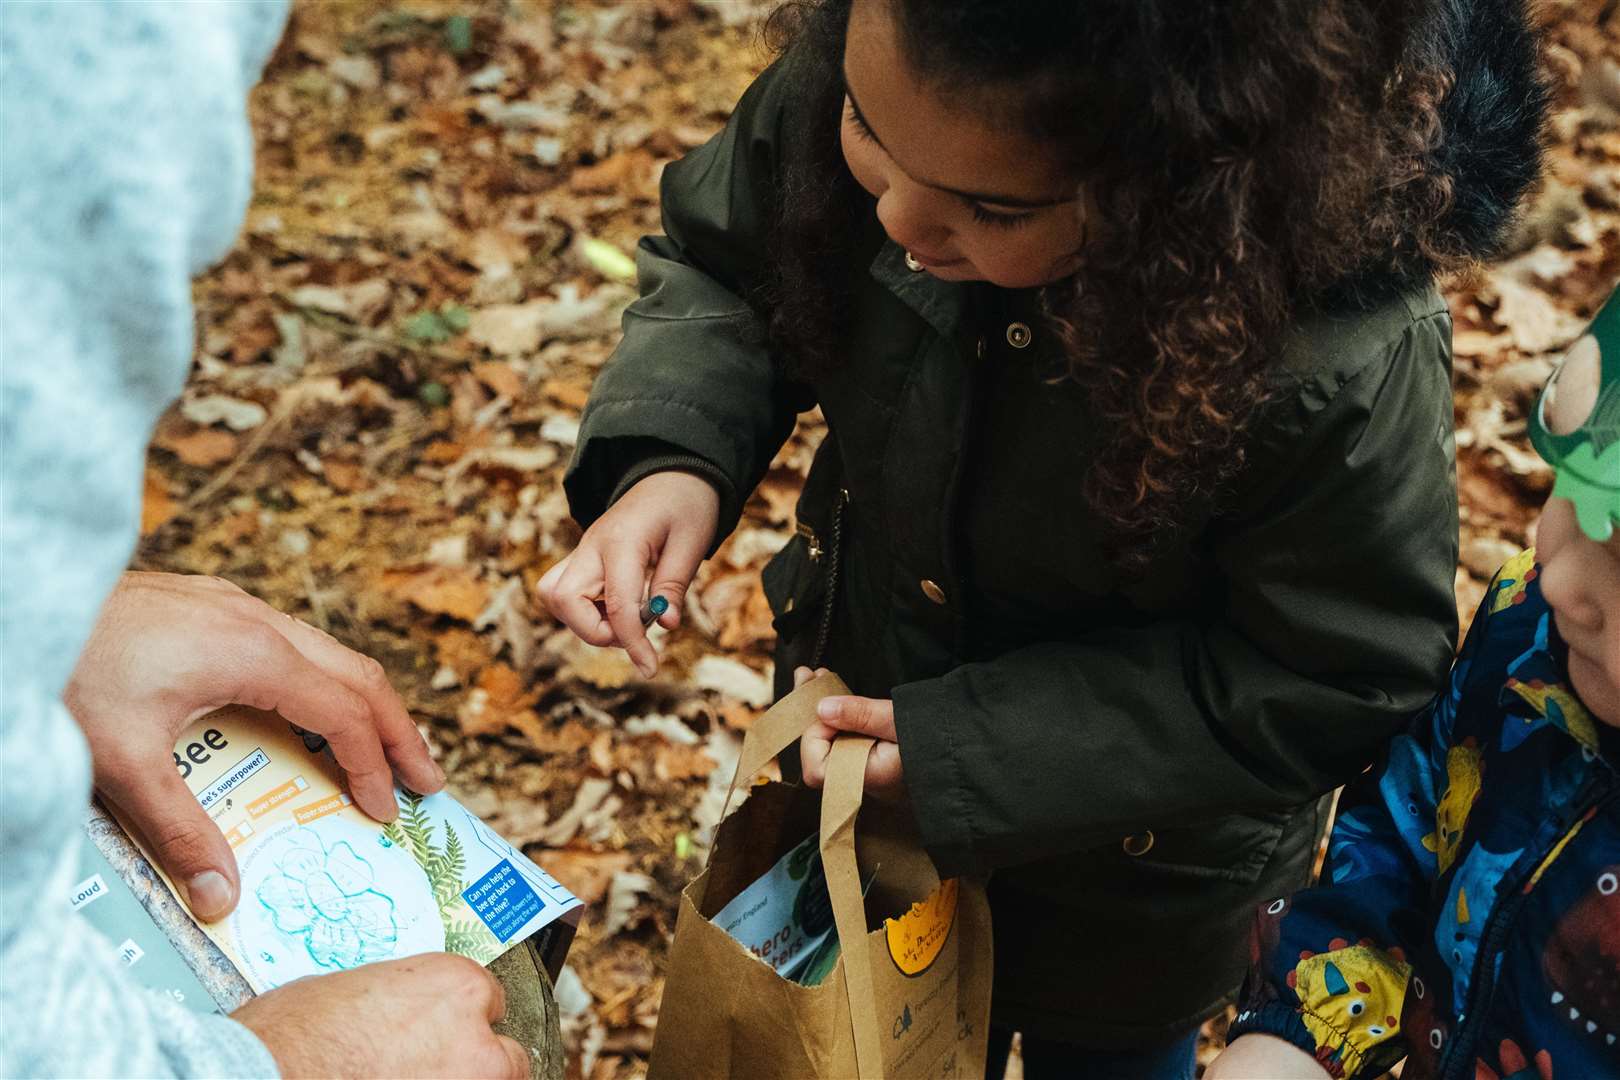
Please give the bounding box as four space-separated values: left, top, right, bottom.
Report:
490 938 566 1080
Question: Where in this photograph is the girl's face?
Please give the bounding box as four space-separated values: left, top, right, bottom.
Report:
840 0 1087 288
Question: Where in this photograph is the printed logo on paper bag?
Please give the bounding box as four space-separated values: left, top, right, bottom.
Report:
885 877 958 976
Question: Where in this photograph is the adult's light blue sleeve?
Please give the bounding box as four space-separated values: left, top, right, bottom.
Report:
1 3 288 1075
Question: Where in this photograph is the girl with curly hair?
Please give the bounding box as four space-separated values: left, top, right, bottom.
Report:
543 0 1547 1074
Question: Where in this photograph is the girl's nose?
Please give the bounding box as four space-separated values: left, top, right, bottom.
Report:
875 179 950 256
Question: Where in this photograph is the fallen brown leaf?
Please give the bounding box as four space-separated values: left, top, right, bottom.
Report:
537 850 634 905
380 565 492 622
156 425 240 467
473 360 525 399
140 467 179 536
569 149 654 194
653 743 716 783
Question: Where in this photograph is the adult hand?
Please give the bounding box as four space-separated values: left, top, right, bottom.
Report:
65 572 444 920
232 953 528 1079
795 666 907 798
1536 335 1620 726
537 470 719 679
1202 1035 1330 1080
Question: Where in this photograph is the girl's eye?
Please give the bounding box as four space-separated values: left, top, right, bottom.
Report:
969 202 1035 229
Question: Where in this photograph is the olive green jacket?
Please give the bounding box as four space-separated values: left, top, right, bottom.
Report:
565 62 1461 1045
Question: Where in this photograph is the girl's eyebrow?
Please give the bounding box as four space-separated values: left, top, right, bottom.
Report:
842 74 1075 210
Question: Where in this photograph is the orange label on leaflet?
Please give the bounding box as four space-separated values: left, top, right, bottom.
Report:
885 877 958 976
292 793 350 825
246 776 308 818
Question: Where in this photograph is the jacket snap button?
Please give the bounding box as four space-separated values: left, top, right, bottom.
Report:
919 579 947 605
1122 831 1154 856
1006 322 1032 349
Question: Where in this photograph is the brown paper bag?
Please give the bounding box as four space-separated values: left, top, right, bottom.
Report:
649 674 992 1080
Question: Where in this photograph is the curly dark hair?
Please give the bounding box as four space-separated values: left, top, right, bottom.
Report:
760 0 1546 565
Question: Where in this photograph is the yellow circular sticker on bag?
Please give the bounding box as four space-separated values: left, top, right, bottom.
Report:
885 877 958 976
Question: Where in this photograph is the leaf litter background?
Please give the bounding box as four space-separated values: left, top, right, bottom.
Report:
134 3 1620 1076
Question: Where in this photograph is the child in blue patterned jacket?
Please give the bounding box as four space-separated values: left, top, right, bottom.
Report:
1206 317 1620 1080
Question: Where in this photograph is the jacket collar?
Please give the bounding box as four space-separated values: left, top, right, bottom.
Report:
868 240 967 340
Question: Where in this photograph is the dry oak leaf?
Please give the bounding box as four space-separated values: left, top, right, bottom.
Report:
525 719 598 757
569 149 654 194
321 459 366 493
536 850 634 905
155 425 239 467
433 626 492 681
690 655 774 708
286 279 392 324
477 662 533 712
541 376 592 411
181 394 268 432
380 565 492 622
456 665 550 747
468 301 548 356
1484 275 1588 354
473 360 525 400
140 466 179 536
654 743 717 783
466 227 529 275
544 629 640 690
539 778 616 847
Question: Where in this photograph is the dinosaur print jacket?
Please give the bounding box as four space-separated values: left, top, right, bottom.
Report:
1228 552 1619 1080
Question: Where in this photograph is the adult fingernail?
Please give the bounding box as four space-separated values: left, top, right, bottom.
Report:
817 699 837 721
432 760 447 786
186 871 233 919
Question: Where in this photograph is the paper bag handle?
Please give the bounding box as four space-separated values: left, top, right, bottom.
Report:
712 674 888 1077
715 670 851 829
820 735 886 1080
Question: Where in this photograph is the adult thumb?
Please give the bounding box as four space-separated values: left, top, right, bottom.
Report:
103 766 240 921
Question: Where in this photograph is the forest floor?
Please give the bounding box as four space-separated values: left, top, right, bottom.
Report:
138 2 1620 1076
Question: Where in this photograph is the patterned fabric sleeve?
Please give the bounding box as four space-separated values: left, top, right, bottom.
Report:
1227 556 1532 1078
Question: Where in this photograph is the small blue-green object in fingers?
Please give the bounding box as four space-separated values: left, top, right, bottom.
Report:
640 594 670 628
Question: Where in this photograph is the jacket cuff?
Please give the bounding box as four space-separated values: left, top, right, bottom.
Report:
891 676 979 878
197 1013 282 1078
565 434 739 556
1228 1001 1364 1079
609 452 731 512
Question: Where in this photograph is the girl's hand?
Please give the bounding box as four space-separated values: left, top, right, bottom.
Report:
538 471 719 679
795 666 906 799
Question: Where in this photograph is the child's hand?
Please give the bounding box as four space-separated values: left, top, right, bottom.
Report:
537 471 719 678
1538 496 1620 724
1537 340 1620 726
1203 1035 1330 1079
794 666 906 799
